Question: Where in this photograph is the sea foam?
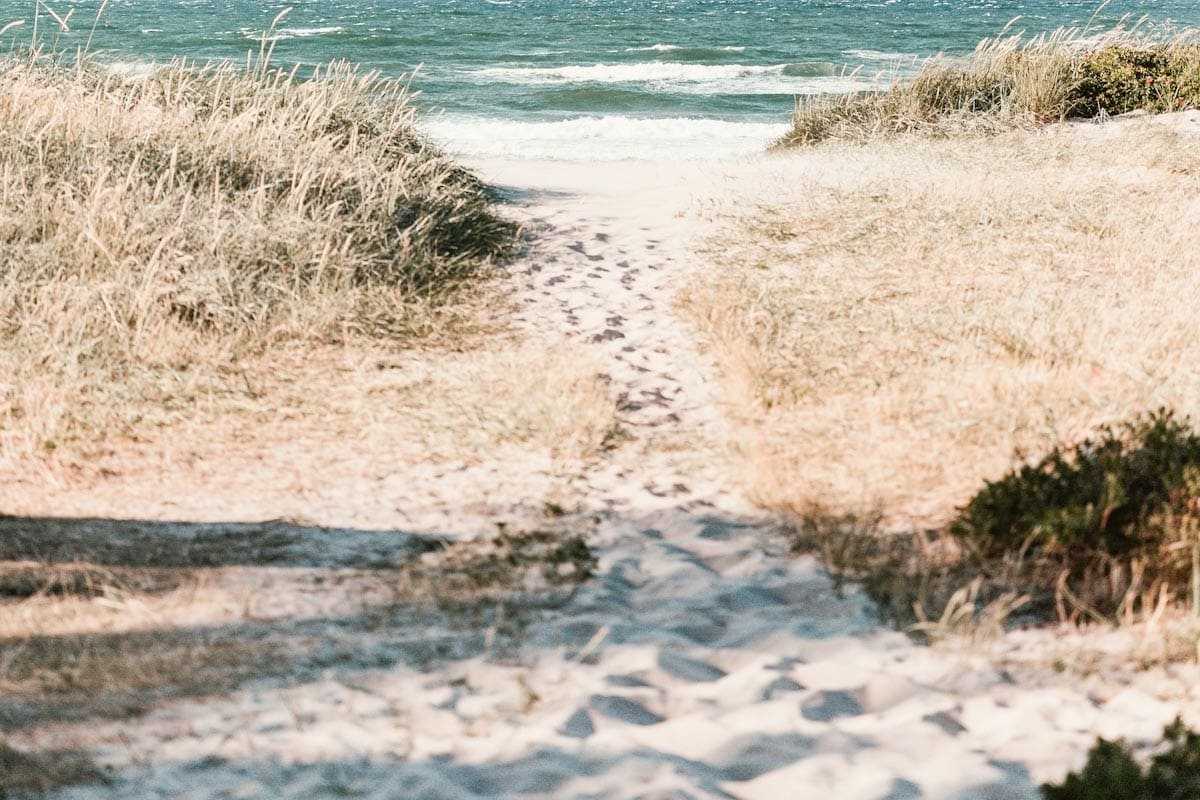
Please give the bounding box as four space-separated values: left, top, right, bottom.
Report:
240 25 346 41
469 61 872 95
473 61 786 83
424 115 790 162
624 44 746 53
842 48 920 62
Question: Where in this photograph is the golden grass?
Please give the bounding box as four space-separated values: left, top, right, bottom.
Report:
0 51 617 515
0 53 517 469
379 342 619 461
683 118 1200 531
781 26 1200 146
0 49 617 764
0 339 616 524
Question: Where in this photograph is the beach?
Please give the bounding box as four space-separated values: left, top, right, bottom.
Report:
5 2 1200 795
3 110 1198 797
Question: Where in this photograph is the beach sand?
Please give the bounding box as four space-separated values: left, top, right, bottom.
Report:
13 128 1200 799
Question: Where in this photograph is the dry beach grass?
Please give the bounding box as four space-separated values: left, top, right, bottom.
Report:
0 42 625 495
683 114 1200 630
782 26 1200 145
0 50 519 467
8 19 1200 796
0 50 616 792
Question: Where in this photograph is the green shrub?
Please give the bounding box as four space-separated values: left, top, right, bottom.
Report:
1043 718 1200 800
1071 46 1200 116
949 409 1200 617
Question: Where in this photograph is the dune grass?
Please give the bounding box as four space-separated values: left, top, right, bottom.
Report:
682 115 1200 632
781 26 1200 146
0 47 617 785
0 48 621 531
0 51 519 469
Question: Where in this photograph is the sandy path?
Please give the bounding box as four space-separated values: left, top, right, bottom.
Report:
36 156 1199 800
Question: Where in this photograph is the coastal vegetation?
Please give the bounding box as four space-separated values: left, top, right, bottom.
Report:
684 109 1200 642
951 409 1200 621
0 46 615 794
0 51 516 466
1042 717 1200 799
782 28 1200 145
5 7 1200 796
690 54 1200 791
0 37 618 492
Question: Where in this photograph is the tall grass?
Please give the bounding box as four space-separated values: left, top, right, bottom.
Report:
0 52 517 463
682 116 1200 632
781 25 1200 146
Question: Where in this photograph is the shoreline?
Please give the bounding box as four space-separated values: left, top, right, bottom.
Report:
425 114 792 164
5 30 1200 792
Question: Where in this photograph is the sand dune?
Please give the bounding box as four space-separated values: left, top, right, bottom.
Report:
17 139 1200 800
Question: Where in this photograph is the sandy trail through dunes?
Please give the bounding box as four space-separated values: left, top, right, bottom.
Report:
28 154 1200 800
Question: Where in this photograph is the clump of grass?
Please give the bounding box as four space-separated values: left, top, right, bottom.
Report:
792 411 1200 634
950 409 1200 620
0 51 516 464
684 103 1200 640
0 742 108 797
1042 717 1200 800
781 27 1200 146
406 525 598 600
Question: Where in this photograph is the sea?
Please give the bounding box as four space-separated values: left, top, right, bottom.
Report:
5 0 1200 160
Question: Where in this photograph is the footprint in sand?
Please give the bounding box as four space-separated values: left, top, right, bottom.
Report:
589 695 665 726
558 709 595 739
656 650 727 683
801 690 864 722
567 241 605 261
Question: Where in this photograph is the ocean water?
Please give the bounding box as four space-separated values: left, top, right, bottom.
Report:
6 0 1200 159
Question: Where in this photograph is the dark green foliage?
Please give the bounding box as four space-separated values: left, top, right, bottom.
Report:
1042 718 1200 800
1043 739 1146 800
0 742 108 798
950 409 1200 616
413 526 599 598
1071 47 1200 116
1148 719 1200 797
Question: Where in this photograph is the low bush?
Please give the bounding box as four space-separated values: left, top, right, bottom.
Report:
1070 46 1200 116
1042 718 1200 800
950 409 1200 619
790 411 1200 633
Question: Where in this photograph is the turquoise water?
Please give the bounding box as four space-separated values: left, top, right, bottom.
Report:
6 0 1200 158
